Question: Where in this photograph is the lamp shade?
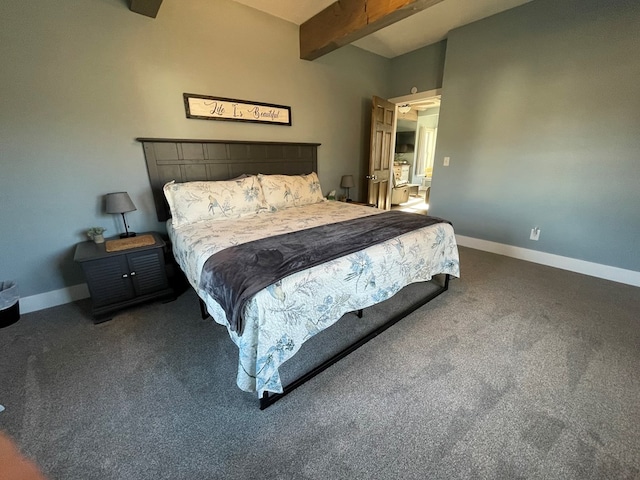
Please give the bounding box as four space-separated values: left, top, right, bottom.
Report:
105 192 136 214
340 175 355 188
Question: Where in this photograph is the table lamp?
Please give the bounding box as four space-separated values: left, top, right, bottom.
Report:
105 192 137 238
340 175 355 202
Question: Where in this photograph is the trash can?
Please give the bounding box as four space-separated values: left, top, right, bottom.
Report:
0 280 20 328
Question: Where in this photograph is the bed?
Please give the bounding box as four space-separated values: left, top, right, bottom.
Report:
139 138 460 408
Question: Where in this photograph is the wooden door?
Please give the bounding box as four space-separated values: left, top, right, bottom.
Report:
367 96 396 209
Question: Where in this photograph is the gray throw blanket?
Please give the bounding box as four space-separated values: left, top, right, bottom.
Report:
199 210 450 335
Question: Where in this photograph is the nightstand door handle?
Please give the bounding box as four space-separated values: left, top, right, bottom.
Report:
130 271 136 276
122 273 128 278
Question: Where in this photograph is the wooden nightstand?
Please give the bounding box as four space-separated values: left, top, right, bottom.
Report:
74 232 174 323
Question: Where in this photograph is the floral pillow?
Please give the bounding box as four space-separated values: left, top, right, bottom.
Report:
258 173 325 210
163 176 268 229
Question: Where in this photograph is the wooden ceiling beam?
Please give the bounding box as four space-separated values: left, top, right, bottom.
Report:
300 0 444 61
129 0 163 19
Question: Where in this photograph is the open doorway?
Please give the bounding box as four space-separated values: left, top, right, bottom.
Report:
388 89 441 215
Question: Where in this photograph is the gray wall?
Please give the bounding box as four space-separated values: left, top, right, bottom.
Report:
431 0 640 271
0 0 390 297
389 40 447 96
4 0 638 301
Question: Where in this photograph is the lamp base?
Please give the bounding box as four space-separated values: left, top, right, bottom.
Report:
120 232 137 238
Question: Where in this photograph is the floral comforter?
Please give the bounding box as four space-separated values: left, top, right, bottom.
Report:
168 201 460 396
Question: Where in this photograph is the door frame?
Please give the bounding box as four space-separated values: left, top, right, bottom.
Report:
388 88 442 198
388 88 442 110
367 89 442 209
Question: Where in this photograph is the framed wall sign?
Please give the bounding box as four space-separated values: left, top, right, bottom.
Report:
183 93 292 126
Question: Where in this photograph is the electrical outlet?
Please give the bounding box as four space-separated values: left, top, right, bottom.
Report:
530 227 540 241
443 156 450 166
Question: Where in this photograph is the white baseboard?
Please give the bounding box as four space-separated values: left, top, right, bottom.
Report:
456 235 640 288
16 237 640 314
20 283 90 314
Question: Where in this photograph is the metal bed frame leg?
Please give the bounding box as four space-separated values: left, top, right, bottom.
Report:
258 274 450 410
199 298 209 319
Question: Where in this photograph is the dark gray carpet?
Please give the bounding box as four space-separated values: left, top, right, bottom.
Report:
1 246 639 479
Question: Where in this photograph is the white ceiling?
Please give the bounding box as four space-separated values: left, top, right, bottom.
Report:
232 0 335 26
232 0 534 58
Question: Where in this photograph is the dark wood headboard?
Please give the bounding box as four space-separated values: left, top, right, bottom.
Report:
137 138 320 221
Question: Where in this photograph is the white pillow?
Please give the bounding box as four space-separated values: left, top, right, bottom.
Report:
163 176 268 229
258 173 325 210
